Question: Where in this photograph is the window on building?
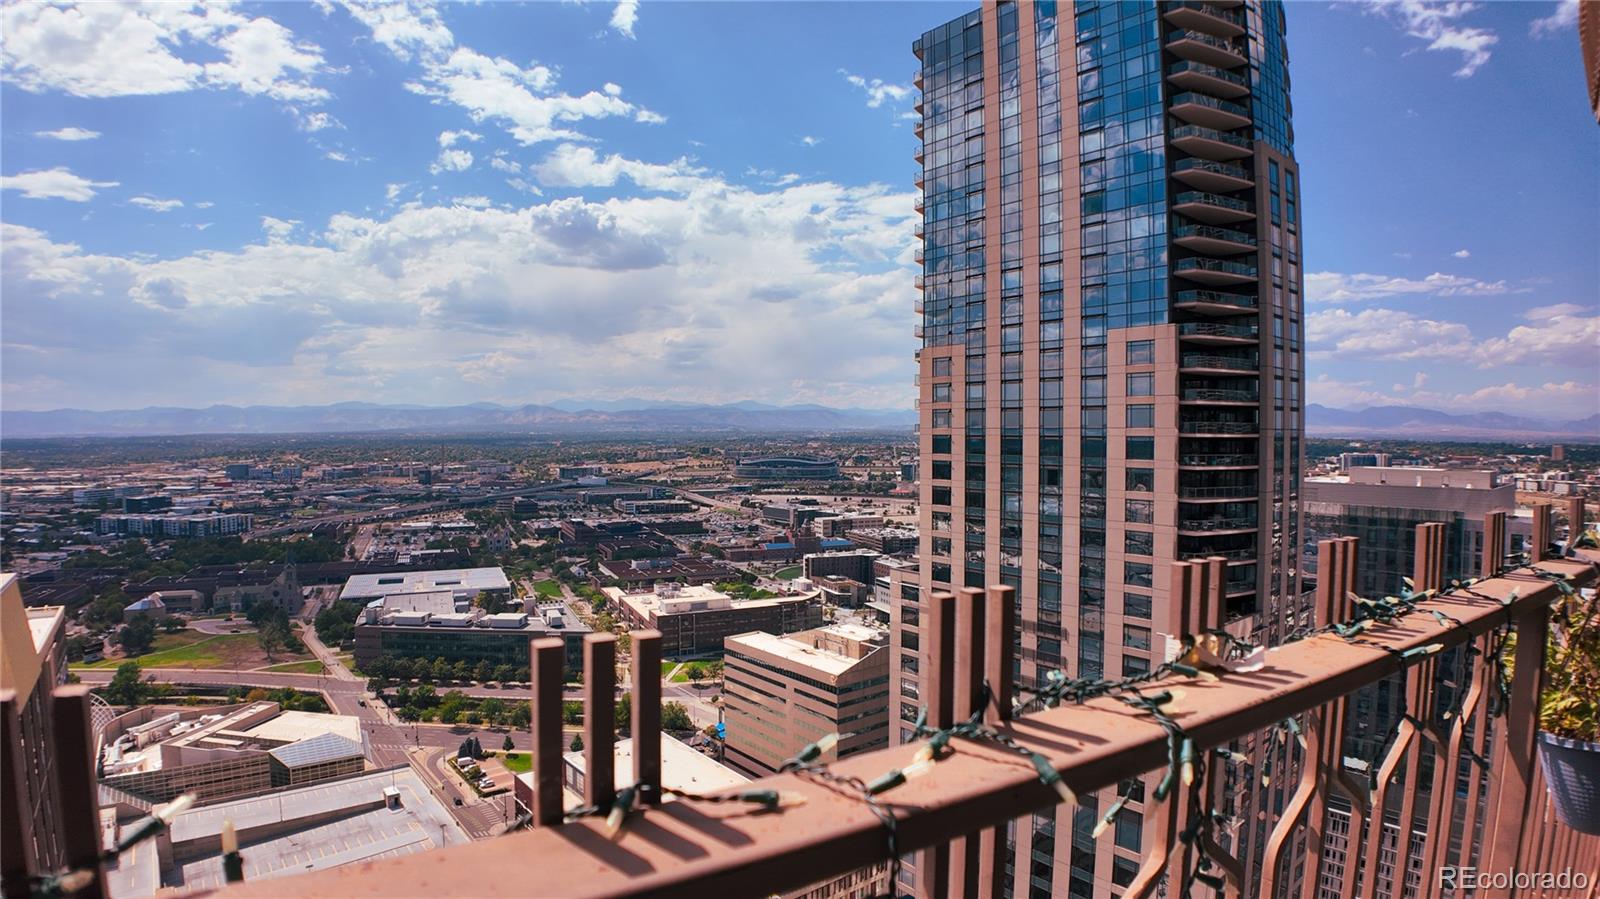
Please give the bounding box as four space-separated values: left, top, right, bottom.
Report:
932 357 952 377
1127 373 1154 396
1126 436 1155 460
932 434 952 454
1124 593 1152 619
1124 624 1152 650
1124 562 1153 588
1126 404 1154 428
1126 340 1155 365
1125 499 1154 523
1115 809 1143 852
1126 468 1155 492
1124 531 1153 556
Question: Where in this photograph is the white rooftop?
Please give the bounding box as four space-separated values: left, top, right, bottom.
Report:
242 710 362 745
726 630 861 678
340 567 510 601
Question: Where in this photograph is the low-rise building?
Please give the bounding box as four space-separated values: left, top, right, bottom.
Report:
352 597 590 675
338 567 513 606
722 624 890 777
96 512 253 538
614 498 697 515
595 556 739 588
606 584 823 659
734 457 840 480
803 549 881 584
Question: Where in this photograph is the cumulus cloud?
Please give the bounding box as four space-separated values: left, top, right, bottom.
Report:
534 144 704 192
0 2 330 106
1 167 118 201
129 196 184 212
439 129 481 147
1308 374 1599 418
35 126 101 141
1305 269 1512 303
1307 307 1474 360
1474 304 1600 369
1 163 918 410
801 135 823 147
1530 0 1579 36
1364 0 1498 77
431 148 473 174
609 0 639 38
339 3 646 146
838 69 913 108
1451 248 1471 258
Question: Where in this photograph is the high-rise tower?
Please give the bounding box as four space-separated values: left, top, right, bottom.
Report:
897 1 1306 894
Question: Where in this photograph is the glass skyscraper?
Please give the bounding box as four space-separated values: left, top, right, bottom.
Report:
898 1 1307 894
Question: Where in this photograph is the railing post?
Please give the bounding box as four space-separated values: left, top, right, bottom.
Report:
529 637 566 827
1 690 38 899
1481 510 1506 578
916 591 957 899
630 630 663 804
52 686 107 899
1531 503 1553 562
1480 599 1549 898
583 633 617 810
1565 497 1587 544
950 588 986 896
977 584 1015 899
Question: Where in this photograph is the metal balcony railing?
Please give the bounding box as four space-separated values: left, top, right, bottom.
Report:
1175 288 1258 310
1170 124 1252 150
1167 28 1243 58
1178 484 1258 499
1180 452 1259 466
1178 322 1258 340
168 511 1599 899
1166 0 1248 30
1173 156 1253 182
1168 60 1248 91
1181 353 1259 371
1173 190 1254 214
1179 515 1259 532
1178 547 1257 560
1174 223 1258 249
1182 387 1260 403
1180 420 1258 435
1170 91 1250 121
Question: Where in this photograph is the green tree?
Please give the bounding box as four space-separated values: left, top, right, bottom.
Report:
509 703 531 729
685 662 707 686
493 663 515 683
440 705 460 724
662 701 693 732
570 734 584 752
502 734 515 753
430 658 451 682
480 698 507 726
117 617 157 656
614 693 632 733
473 661 493 684
84 591 128 629
103 662 148 707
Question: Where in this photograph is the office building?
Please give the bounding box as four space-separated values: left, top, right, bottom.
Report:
338 567 513 606
722 625 890 777
803 549 882 584
904 1 1304 895
95 512 253 539
0 573 69 875
734 457 841 480
607 584 824 659
1337 451 1390 472
1302 467 1521 598
352 598 590 674
97 702 367 807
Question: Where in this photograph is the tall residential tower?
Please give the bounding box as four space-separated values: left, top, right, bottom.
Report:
896 1 1306 895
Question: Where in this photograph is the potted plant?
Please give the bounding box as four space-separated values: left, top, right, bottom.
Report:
1537 544 1600 835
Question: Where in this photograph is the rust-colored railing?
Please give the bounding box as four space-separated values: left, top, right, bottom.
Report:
5 504 1597 899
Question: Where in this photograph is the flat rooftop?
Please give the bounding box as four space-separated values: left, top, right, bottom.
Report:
726 630 862 678
159 768 466 896
339 567 510 601
27 605 65 652
243 710 362 745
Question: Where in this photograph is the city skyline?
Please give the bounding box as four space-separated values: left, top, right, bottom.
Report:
2 0 1596 419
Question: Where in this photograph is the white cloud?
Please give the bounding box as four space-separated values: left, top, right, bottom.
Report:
1 167 118 201
634 108 666 124
338 0 453 61
1 161 919 410
431 148 474 174
534 144 704 193
1308 374 1600 419
1305 269 1512 303
838 69 913 108
260 216 299 242
439 129 482 147
1364 1 1498 77
195 201 215 209
452 195 493 208
385 182 406 202
297 111 341 132
325 150 350 162
801 135 822 147
129 196 184 212
34 126 101 141
1474 305 1600 369
1307 307 1475 360
609 0 639 38
1452 248 1471 258
1530 0 1579 36
490 155 522 174
0 2 330 105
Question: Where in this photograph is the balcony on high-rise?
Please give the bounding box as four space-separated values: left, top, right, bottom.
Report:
1173 222 1258 255
1172 190 1255 225
1172 157 1254 192
1166 60 1251 99
1169 91 1252 130
1174 288 1258 314
1170 124 1254 160
1163 0 1247 38
1165 28 1247 68
1175 257 1259 286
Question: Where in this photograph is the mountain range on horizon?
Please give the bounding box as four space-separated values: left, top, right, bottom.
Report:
0 400 1595 440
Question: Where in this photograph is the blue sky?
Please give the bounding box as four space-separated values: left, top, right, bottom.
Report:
2 0 1595 417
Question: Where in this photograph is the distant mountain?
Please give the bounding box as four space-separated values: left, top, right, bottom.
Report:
0 401 917 438
1307 404 1600 441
